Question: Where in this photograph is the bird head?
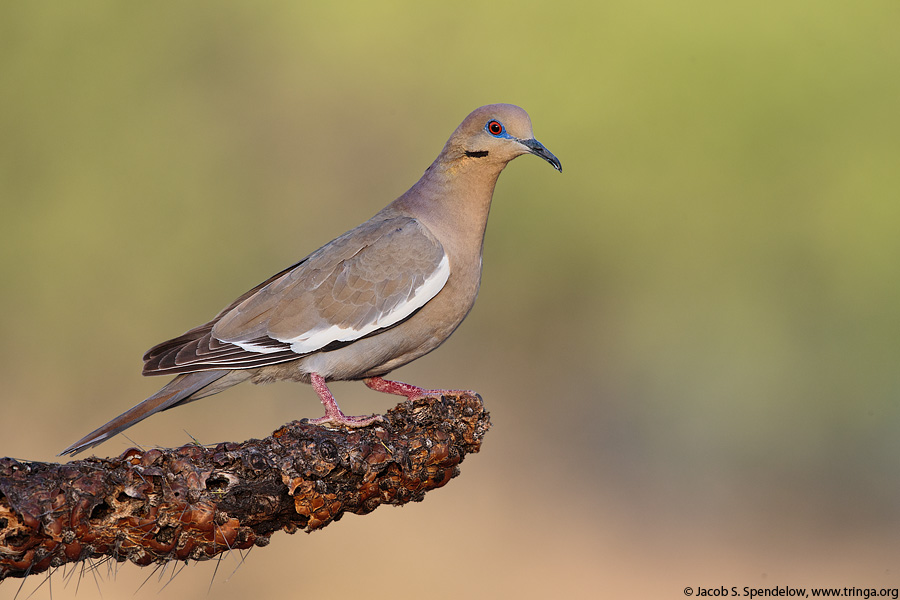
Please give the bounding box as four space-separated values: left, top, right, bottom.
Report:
446 104 562 173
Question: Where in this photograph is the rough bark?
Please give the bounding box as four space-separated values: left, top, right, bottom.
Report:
0 393 490 581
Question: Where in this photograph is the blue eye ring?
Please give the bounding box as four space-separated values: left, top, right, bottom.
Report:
486 120 504 136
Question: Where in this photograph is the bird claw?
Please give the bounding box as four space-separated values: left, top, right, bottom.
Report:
306 412 385 429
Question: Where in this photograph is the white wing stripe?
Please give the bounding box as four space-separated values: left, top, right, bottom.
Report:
231 340 289 354
233 255 451 356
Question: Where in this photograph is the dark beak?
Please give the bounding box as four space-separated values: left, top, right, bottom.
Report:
520 138 562 173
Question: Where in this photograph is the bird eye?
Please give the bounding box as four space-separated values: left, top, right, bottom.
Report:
487 120 503 136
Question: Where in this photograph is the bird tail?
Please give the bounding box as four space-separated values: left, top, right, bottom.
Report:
59 370 230 457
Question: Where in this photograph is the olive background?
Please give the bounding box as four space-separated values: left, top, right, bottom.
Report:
2 2 899 598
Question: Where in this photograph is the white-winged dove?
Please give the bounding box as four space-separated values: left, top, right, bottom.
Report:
61 104 561 456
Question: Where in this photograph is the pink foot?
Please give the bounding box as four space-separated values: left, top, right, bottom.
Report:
363 376 475 401
307 373 384 428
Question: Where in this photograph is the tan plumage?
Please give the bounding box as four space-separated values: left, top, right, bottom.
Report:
61 104 561 456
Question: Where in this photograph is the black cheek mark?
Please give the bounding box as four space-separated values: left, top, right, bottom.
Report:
465 150 489 158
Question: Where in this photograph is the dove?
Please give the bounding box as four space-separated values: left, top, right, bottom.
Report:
61 103 561 456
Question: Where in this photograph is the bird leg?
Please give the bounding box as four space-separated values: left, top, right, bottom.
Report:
307 373 384 427
363 376 476 401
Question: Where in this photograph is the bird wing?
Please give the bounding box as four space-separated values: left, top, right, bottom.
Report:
142 216 449 374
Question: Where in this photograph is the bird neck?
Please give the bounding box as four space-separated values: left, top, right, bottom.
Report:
393 154 507 262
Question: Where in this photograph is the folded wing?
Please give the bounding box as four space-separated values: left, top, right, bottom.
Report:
142 216 449 374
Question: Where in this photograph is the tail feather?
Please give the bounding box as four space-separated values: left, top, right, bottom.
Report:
59 371 229 457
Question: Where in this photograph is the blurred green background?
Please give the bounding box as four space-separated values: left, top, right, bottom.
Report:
3 1 900 597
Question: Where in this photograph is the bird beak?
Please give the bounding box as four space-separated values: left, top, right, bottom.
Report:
520 138 562 173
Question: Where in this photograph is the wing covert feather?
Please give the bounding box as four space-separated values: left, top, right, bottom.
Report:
144 216 448 374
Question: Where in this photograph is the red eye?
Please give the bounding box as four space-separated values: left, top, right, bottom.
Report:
487 120 503 135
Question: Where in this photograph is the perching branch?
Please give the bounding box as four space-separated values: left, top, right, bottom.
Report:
0 393 490 581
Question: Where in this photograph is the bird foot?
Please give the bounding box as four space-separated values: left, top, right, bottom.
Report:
363 376 475 402
308 372 384 429
306 412 385 428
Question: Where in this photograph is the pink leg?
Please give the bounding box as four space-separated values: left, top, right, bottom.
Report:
363 376 475 401
307 373 383 428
